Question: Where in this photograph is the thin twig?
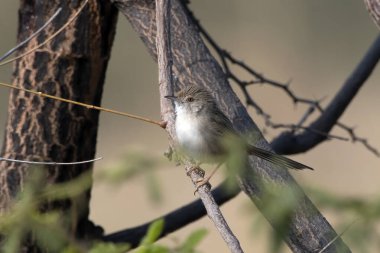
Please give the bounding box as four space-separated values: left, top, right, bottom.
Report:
295 102 319 130
0 82 163 127
0 156 102 165
0 0 89 67
0 8 62 62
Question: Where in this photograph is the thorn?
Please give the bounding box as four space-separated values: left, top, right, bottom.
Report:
159 120 167 129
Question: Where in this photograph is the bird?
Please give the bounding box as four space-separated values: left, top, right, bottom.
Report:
165 85 312 188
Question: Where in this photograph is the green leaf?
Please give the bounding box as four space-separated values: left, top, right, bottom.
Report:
61 246 82 253
149 244 169 253
145 170 162 204
135 244 169 253
89 242 130 253
140 219 164 246
178 229 208 253
97 152 159 185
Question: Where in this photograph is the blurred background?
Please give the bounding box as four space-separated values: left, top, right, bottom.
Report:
0 1 379 252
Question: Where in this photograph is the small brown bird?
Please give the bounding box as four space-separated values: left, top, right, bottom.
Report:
165 85 312 187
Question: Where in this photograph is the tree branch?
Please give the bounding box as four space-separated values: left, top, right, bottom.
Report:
0 0 118 248
103 182 240 246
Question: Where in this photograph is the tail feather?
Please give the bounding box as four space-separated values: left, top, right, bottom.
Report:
248 146 313 170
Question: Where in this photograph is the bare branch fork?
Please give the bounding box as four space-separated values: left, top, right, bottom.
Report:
271 34 380 155
155 0 243 252
182 3 379 157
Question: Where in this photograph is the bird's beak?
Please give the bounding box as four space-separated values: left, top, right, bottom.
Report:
164 95 177 101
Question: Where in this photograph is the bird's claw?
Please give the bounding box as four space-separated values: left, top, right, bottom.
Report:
193 177 211 195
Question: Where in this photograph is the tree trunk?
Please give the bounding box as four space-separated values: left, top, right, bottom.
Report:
0 0 117 251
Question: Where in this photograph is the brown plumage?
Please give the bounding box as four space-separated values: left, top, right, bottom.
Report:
165 85 312 170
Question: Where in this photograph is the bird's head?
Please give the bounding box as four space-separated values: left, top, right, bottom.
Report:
165 85 215 114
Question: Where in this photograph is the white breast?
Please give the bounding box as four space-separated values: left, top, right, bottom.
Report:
175 105 204 158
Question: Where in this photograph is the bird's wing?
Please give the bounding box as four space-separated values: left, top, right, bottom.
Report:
209 107 312 170
209 107 236 135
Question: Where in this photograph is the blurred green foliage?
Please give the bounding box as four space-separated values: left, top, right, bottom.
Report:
96 151 165 203
134 219 207 253
243 184 380 253
0 152 208 252
0 150 379 253
309 189 380 253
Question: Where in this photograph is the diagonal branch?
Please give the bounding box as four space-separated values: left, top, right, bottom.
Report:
103 182 240 246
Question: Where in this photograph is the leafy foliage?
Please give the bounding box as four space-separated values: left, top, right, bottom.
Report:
0 153 208 253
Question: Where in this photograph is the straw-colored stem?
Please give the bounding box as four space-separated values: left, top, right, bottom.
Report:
0 82 164 127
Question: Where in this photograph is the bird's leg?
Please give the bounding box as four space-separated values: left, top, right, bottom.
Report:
194 163 223 194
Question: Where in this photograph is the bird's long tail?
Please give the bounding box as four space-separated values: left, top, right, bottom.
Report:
247 145 313 170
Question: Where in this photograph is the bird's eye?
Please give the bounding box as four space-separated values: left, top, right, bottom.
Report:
186 96 194 102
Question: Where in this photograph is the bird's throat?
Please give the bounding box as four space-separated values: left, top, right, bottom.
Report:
175 106 204 159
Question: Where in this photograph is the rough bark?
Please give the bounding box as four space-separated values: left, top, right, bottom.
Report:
112 0 351 252
0 0 118 251
364 0 380 28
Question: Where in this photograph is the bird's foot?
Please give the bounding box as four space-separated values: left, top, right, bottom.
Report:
193 176 211 195
192 163 222 195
